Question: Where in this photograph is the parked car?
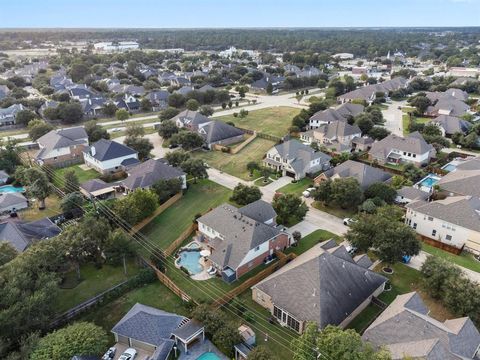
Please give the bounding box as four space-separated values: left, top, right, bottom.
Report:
343 218 357 226
118 348 137 360
102 347 116 360
345 245 357 256
302 187 316 198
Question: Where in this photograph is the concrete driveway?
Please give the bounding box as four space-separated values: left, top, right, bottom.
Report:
382 100 407 136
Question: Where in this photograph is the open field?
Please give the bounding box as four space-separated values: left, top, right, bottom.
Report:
141 179 231 250
215 106 300 137
192 138 276 180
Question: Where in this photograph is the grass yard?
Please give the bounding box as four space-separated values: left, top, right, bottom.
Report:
277 178 313 197
19 194 62 221
285 229 340 256
312 201 356 219
80 281 190 340
422 243 480 273
53 164 99 188
402 114 431 135
56 260 141 314
347 303 383 334
215 106 300 137
191 138 276 180
141 179 231 250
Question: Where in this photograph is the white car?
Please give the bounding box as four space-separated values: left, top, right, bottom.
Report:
343 218 357 226
302 187 316 198
119 348 137 360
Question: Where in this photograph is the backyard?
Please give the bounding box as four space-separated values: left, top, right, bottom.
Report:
191 138 276 180
19 194 62 222
52 164 99 188
215 106 300 137
402 114 432 135
141 179 231 250
285 229 340 256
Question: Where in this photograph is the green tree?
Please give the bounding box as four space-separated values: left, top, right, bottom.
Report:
0 241 18 266
168 93 186 108
355 113 374 134
102 103 117 117
140 98 152 112
420 256 462 299
84 120 109 142
368 126 390 140
24 168 51 209
181 159 208 183
199 105 214 116
364 182 396 204
331 177 363 209
409 95 431 115
248 346 275 360
125 123 145 138
56 102 84 124
403 163 426 182
69 62 91 82
151 178 183 203
313 179 333 204
104 229 134 266
171 131 204 150
115 108 129 121
124 136 153 160
266 82 273 95
158 120 179 139
165 150 190 167
272 193 308 225
60 192 84 214
291 322 319 360
30 322 108 360
186 98 200 111
246 161 259 177
230 183 262 205
0 140 21 174
63 169 79 194
27 119 54 141
14 110 36 126
159 107 180 121
114 189 159 225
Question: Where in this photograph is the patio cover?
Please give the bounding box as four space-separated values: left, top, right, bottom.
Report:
171 320 205 353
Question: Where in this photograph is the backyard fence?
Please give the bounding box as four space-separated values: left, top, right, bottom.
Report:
230 132 257 154
212 251 297 308
256 132 282 143
164 223 196 256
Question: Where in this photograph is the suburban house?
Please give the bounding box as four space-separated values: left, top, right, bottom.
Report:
0 192 28 214
363 292 480 360
173 110 210 130
309 103 364 129
252 241 386 333
314 160 392 190
80 97 107 117
429 114 472 136
197 200 289 283
264 139 331 180
368 132 436 167
424 90 471 118
0 103 24 125
35 127 89 167
121 159 187 192
112 303 205 359
301 121 361 153
197 120 245 149
146 90 169 111
351 136 374 152
395 186 430 205
436 158 480 197
0 218 61 252
83 139 139 174
405 196 480 255
338 77 408 104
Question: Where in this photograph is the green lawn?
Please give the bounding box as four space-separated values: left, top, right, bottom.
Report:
141 179 231 250
53 164 99 188
56 260 141 314
19 195 63 222
215 106 300 137
80 281 189 340
191 138 276 180
312 201 356 219
402 114 410 136
277 178 313 197
285 229 340 256
347 303 383 334
422 243 480 273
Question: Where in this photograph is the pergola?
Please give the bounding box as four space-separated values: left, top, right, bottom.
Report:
171 320 205 354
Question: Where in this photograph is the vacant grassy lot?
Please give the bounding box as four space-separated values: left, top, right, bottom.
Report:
277 178 313 197
56 260 141 314
192 138 276 180
141 179 231 249
215 106 300 137
53 164 99 188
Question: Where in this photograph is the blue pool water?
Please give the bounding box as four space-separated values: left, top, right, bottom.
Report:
442 164 456 172
196 352 221 360
0 185 25 193
418 175 440 188
177 250 203 274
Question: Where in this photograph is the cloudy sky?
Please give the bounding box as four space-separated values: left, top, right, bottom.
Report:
2 0 480 27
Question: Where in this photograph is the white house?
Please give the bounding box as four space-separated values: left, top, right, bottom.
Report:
83 139 139 175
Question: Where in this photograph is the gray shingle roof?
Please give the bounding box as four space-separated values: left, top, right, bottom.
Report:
36 127 88 160
0 192 27 209
335 103 365 118
273 139 331 175
122 159 185 190
431 115 472 135
198 120 244 144
369 132 435 161
396 186 430 201
85 139 137 161
80 179 111 193
363 292 480 360
323 160 392 190
310 108 345 124
112 303 186 346
315 121 362 138
173 110 210 127
254 242 386 328
237 200 277 224
437 160 480 197
0 218 61 252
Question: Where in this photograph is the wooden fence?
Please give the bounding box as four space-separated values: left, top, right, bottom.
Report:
164 223 196 256
230 132 258 154
130 192 182 235
212 251 297 308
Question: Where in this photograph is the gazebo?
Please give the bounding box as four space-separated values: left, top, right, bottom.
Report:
171 320 205 354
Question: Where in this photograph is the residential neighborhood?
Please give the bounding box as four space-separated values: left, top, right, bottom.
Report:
1 8 480 360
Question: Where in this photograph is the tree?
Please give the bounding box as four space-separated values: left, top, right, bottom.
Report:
56 102 84 124
409 95 431 115
181 159 208 183
272 193 308 225
186 98 200 111
124 136 153 160
291 322 319 360
369 126 390 140
158 120 179 139
248 346 275 360
292 230 302 243
151 178 183 203
115 108 129 121
0 241 18 266
102 102 117 117
125 123 145 138
30 322 108 360
199 105 214 116
104 229 134 266
60 192 84 214
27 119 54 141
14 110 36 126
159 107 180 121
84 120 109 142
63 169 79 194
23 168 51 209
420 256 462 299
403 163 426 182
168 93 186 108
355 113 374 134
140 98 152 112
113 189 159 225
230 183 262 205
69 62 91 82
246 161 259 177
313 179 333 204
0 140 21 174
171 131 204 150
364 182 397 204
165 150 190 167
330 177 363 209
266 82 273 95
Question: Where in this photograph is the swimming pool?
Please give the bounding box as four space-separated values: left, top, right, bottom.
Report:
0 185 25 193
176 249 203 275
415 174 441 192
196 352 221 360
442 164 456 173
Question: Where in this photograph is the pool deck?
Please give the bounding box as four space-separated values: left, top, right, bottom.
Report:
178 339 228 360
178 240 215 281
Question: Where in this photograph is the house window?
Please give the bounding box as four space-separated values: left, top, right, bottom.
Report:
428 216 433 221
407 153 411 157
446 235 452 241
273 306 282 320
413 154 416 158
287 315 300 333
255 246 260 251
413 223 417 229
403 152 406 155
432 229 437 237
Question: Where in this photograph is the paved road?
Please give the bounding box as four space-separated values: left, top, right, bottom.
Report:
441 147 479 157
382 100 407 136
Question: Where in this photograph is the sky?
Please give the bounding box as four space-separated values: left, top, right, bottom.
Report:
1 0 480 28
